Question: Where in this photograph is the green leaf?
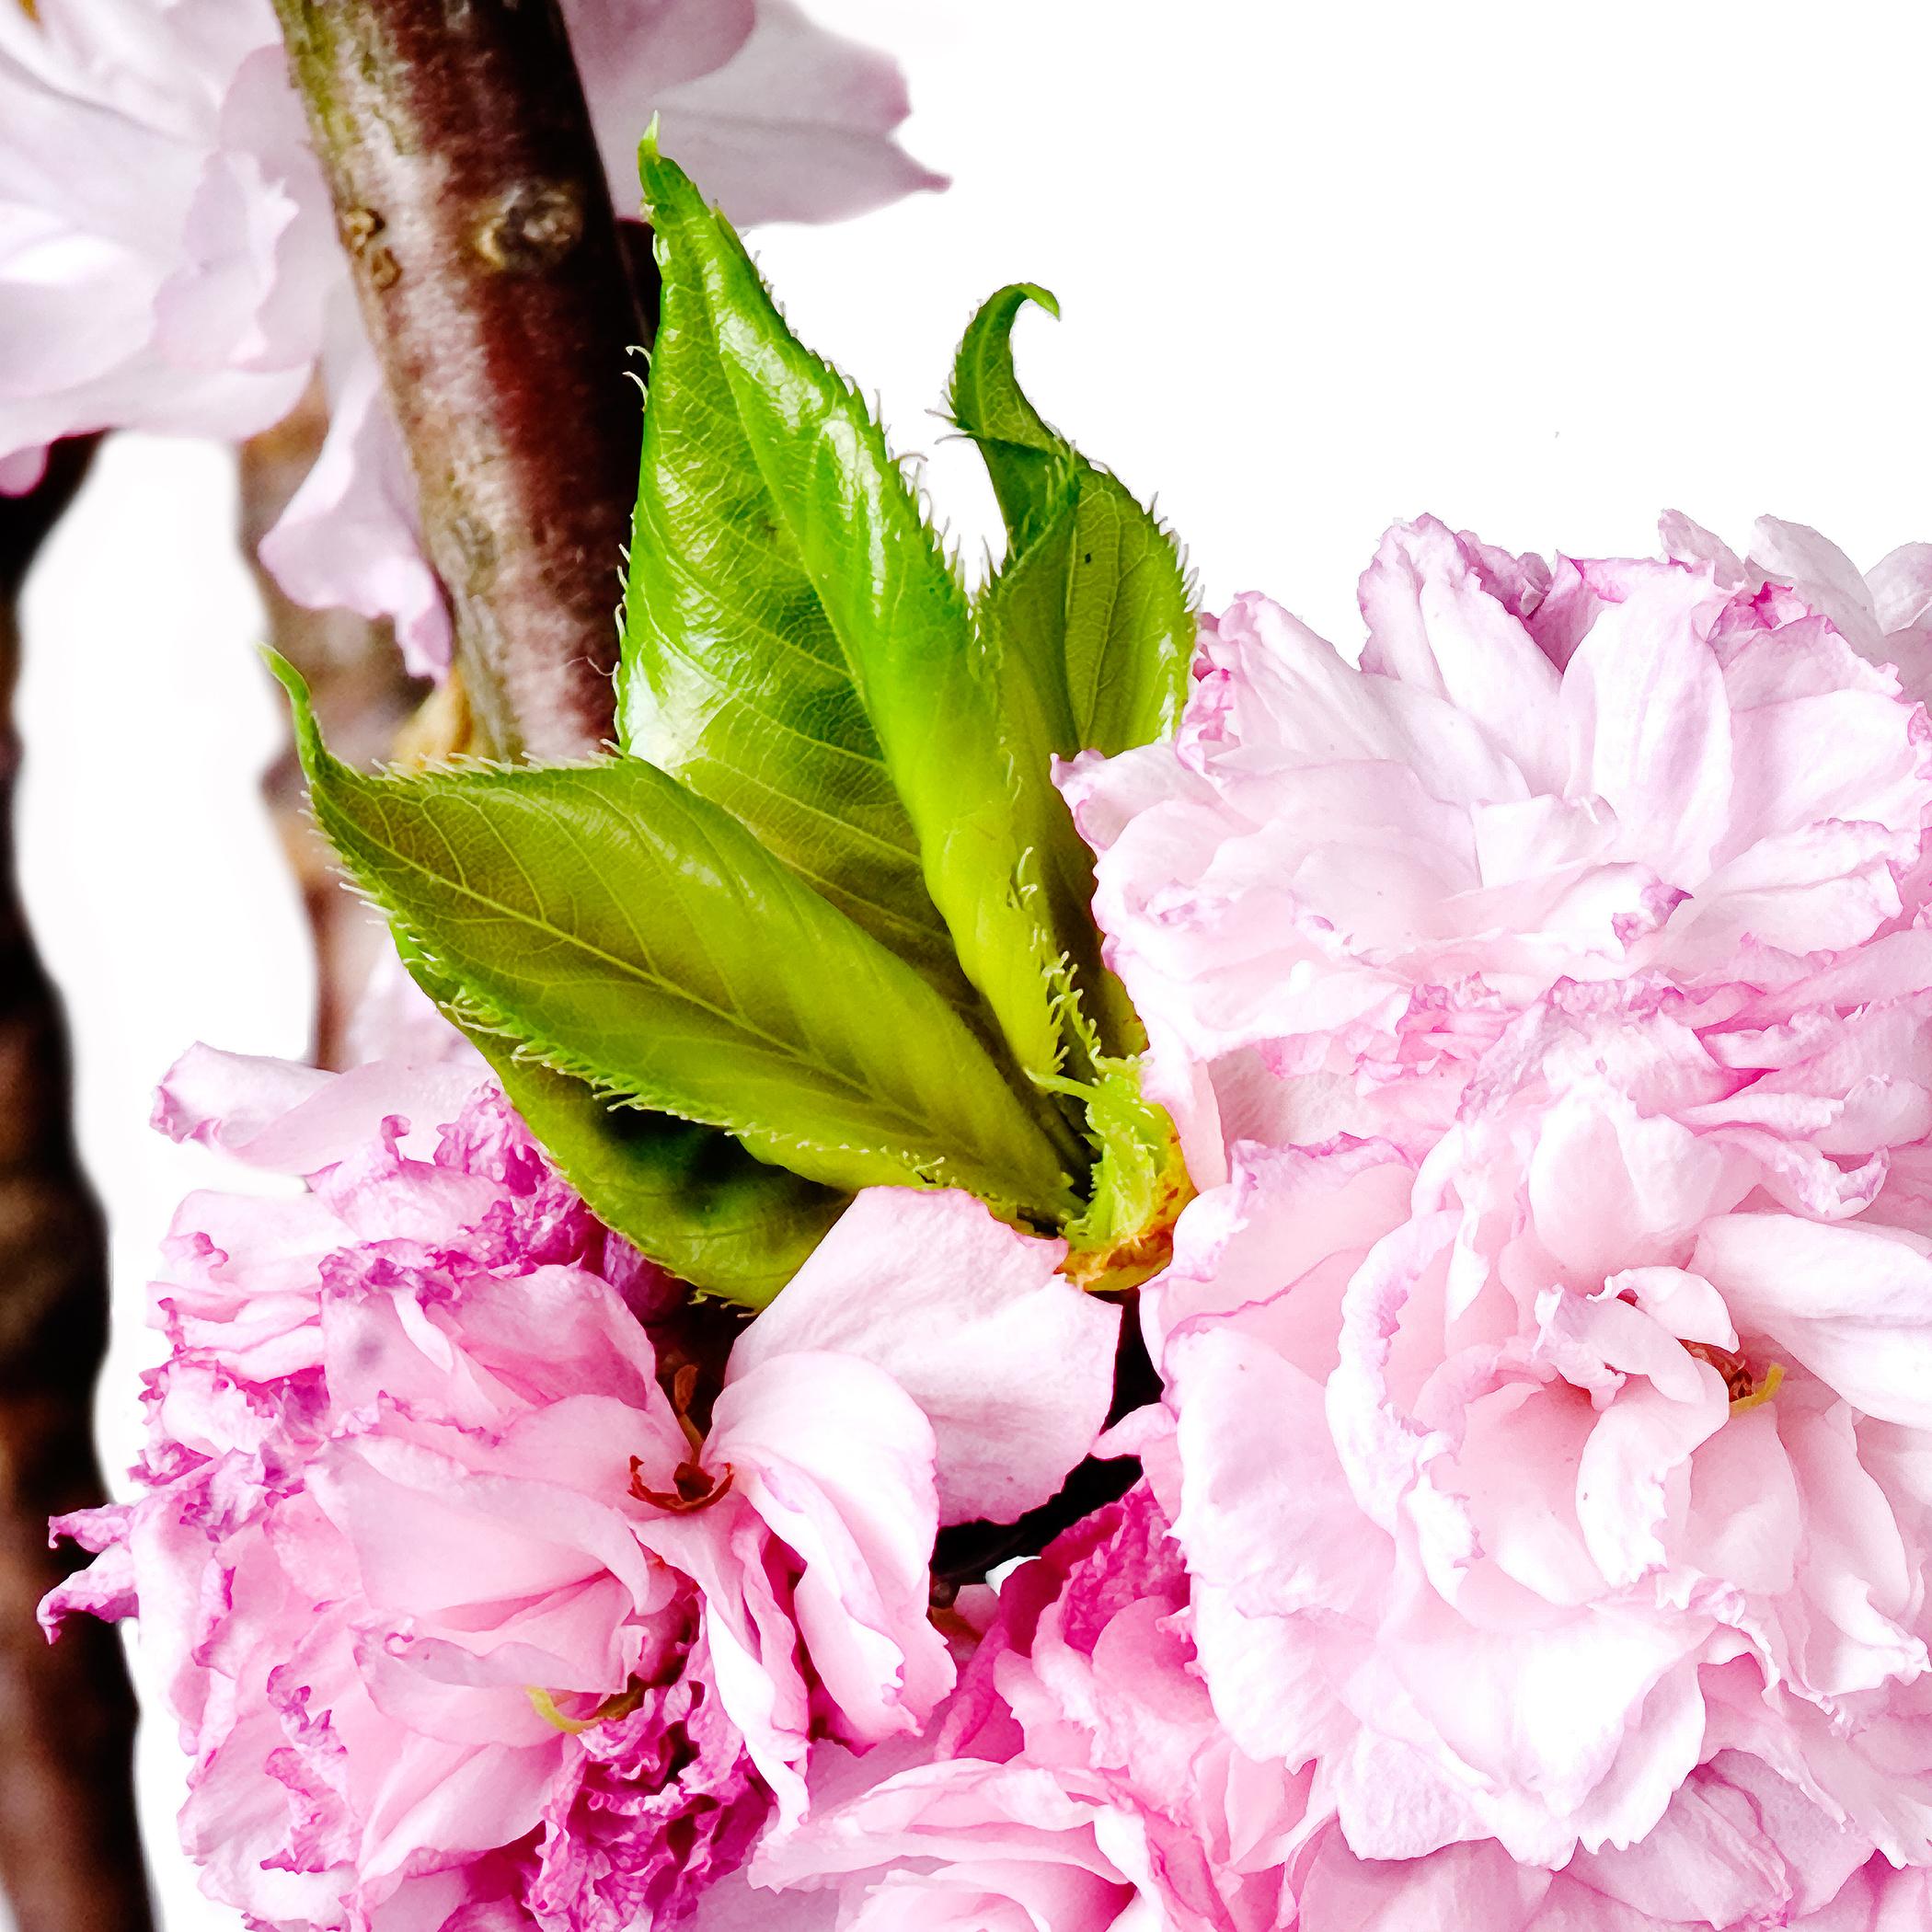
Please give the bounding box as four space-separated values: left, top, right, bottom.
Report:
397 935 845 1307
975 482 1136 1063
272 654 1076 1222
949 282 1070 547
619 144 1068 1091
951 284 1195 755
487 1057 847 1309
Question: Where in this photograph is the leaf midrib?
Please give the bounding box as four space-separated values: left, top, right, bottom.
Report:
1071 478 1131 745
682 250 961 740
326 781 944 1137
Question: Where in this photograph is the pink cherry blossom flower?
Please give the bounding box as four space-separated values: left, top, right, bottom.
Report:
1047 520 1932 1918
45 1046 1112 1928
0 1 319 489
1133 965 1932 1880
1663 510 1932 706
1286 1760 1932 1930
0 0 940 670
1061 517 1932 1187
730 1186 1119 1528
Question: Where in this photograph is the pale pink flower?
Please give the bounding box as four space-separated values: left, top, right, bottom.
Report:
253 316 449 673
1287 1763 1932 1930
0 2 320 485
45 1047 1112 1927
0 0 940 669
1132 965 1932 1878
1663 510 1932 707
1061 517 1932 1187
1054 522 1932 1915
730 1187 1119 1528
572 0 940 229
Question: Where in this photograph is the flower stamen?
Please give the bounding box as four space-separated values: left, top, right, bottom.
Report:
1683 1340 1786 1413
629 1363 734 1513
525 1676 648 1736
1729 1361 1785 1414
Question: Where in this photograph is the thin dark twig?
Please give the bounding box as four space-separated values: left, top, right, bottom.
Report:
0 438 154 1932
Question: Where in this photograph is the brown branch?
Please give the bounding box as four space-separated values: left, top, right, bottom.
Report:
0 439 153 1932
270 0 647 760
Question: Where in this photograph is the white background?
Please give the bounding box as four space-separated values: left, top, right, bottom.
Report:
15 2 1932 1925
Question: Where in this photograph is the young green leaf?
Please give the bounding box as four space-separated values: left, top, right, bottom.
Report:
486 1056 847 1308
620 144 1068 1090
949 282 1069 546
952 284 1195 755
1050 1060 1194 1297
398 937 847 1305
974 480 1139 1062
271 655 1076 1221
393 936 844 1304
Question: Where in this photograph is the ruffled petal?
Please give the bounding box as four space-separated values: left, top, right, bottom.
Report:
728 1188 1113 1525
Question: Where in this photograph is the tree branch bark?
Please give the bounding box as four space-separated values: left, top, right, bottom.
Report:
270 0 646 760
0 439 153 1932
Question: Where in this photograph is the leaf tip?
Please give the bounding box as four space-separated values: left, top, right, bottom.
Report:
261 646 354 803
260 647 324 757
637 132 697 224
1013 282 1060 322
259 644 305 705
949 283 1064 451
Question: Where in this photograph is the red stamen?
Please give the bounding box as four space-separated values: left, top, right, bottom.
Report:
627 1362 736 1512
628 1451 736 1513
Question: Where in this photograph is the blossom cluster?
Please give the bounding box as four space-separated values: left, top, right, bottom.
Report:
1038 512 1932 1928
0 0 938 670
51 511 1932 1931
48 1043 1115 1928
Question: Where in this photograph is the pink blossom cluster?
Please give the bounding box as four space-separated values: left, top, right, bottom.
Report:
48 1044 1114 1928
705 512 1932 1931
0 0 938 670
52 512 1932 1931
